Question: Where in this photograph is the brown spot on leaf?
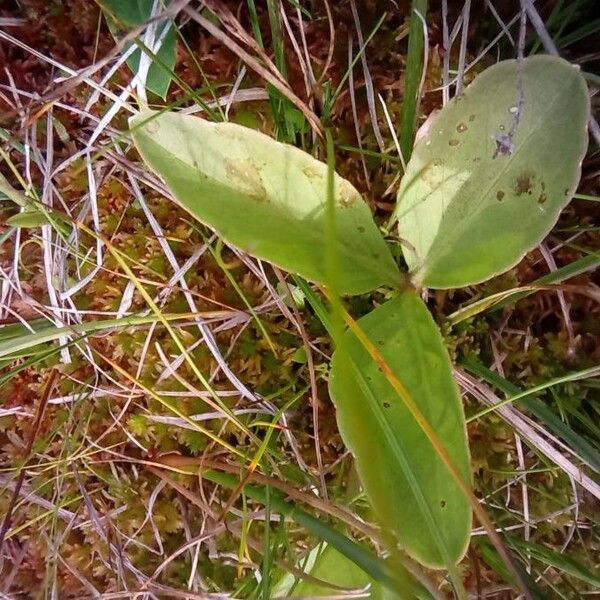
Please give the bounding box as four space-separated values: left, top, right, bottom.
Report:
456 123 468 133
514 172 535 196
449 139 460 146
469 114 476 122
538 193 547 204
496 190 505 201
383 402 391 409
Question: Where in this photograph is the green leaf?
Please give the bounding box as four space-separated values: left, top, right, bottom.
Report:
0 173 29 207
513 540 600 588
273 543 397 599
7 211 50 228
329 290 471 568
473 539 546 600
101 0 176 99
129 110 402 295
102 0 155 26
394 55 590 288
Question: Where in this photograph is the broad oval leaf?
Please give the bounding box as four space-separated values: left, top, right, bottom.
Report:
329 290 471 568
394 55 590 288
130 110 402 295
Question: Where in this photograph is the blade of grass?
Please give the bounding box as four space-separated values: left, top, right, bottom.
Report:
262 485 272 600
0 311 214 359
556 17 600 48
573 193 600 202
149 464 397 590
329 12 388 111
461 358 600 473
448 252 600 325
399 0 428 161
466 365 600 424
508 538 600 588
473 539 546 600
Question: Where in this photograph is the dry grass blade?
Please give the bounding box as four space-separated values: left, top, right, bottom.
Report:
151 455 378 540
1 1 597 596
0 370 59 562
456 370 600 500
183 6 322 135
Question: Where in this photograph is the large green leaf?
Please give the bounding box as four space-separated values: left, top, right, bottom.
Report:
394 55 590 288
130 110 402 295
102 0 176 99
329 290 471 568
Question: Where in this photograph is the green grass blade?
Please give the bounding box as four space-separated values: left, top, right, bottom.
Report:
399 0 427 161
195 469 398 591
461 357 600 473
448 253 600 325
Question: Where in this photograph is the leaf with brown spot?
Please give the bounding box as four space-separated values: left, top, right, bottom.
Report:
130 110 402 295
394 56 590 288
